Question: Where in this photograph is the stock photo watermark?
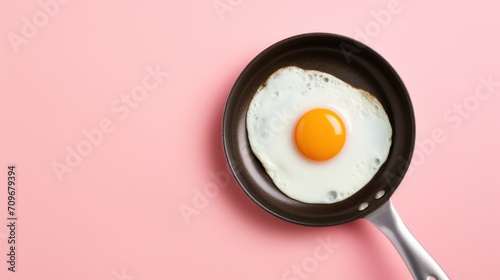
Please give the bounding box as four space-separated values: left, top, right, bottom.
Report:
408 74 499 175
179 170 230 224
353 0 404 45
7 0 71 53
385 74 500 183
51 65 169 183
179 142 255 224
282 235 340 280
111 267 135 280
213 0 243 21
341 0 407 62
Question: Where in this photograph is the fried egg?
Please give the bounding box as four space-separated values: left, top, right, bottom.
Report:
246 66 392 204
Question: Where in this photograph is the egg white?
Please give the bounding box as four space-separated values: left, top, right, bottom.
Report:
246 66 392 204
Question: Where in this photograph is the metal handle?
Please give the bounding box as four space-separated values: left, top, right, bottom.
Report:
365 200 450 280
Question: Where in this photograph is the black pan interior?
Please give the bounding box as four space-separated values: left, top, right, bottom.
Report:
223 33 415 226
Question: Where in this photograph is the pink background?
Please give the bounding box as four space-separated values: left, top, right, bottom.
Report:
1 0 499 279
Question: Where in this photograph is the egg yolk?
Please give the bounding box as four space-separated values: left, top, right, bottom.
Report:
294 108 346 161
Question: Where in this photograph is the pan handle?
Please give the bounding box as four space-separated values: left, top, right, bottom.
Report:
365 200 450 280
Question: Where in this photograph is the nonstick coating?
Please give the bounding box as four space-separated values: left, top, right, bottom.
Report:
223 33 415 226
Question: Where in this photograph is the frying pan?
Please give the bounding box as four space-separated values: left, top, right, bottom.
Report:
222 33 449 280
